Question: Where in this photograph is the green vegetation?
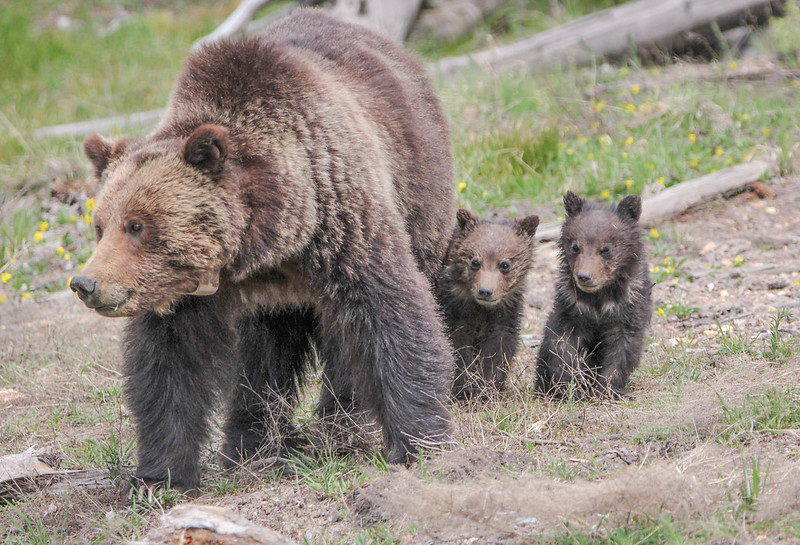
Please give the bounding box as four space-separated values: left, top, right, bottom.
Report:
719 386 800 445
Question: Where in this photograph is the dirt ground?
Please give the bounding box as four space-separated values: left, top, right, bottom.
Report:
1 174 799 543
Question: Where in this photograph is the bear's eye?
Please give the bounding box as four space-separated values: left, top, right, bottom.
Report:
126 220 144 236
470 258 481 271
600 245 613 258
499 261 511 273
570 242 580 254
94 226 103 241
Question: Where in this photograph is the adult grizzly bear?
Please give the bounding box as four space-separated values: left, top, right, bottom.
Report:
70 9 455 490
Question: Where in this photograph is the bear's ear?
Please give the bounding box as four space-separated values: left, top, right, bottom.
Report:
183 124 228 173
616 194 642 222
563 191 584 218
456 208 478 231
515 214 539 239
83 134 129 178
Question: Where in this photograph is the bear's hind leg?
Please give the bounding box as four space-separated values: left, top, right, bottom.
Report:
222 307 315 467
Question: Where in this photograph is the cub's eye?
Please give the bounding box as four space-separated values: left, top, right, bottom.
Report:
126 220 144 235
470 258 481 271
570 242 580 254
94 226 103 240
499 261 511 273
600 245 613 258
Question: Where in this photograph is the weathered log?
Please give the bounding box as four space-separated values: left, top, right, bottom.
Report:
31 109 165 140
0 448 112 501
128 505 297 545
191 0 275 52
409 0 514 43
534 156 778 241
434 0 778 74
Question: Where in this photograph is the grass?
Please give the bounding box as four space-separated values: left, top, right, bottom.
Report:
718 386 800 445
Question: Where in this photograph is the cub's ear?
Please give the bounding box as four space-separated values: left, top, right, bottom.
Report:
563 191 584 218
183 124 228 172
83 134 129 178
616 194 642 222
456 208 479 231
515 214 539 239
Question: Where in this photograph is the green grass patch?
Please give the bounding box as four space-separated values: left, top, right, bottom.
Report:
718 386 800 445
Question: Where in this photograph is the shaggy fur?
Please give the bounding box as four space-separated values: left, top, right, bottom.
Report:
535 191 652 398
71 9 455 490
438 209 539 400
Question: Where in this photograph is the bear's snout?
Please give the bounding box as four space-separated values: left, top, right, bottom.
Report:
70 275 98 301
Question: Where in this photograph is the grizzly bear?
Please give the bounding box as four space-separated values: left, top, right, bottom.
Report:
437 209 539 400
535 191 651 398
69 9 455 491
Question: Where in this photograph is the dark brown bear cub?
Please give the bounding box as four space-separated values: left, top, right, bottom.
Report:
438 209 539 400
535 191 651 398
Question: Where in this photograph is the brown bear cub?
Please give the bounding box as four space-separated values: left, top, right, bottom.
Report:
438 209 539 400
70 9 456 491
535 191 651 399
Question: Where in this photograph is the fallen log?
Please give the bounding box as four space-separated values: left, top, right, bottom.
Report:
434 0 778 74
0 448 112 501
128 505 297 545
534 156 778 242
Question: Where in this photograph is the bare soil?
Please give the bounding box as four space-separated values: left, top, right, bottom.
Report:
1 175 798 543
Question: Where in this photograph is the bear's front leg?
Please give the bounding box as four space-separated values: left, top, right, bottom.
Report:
535 321 593 398
313 257 453 464
450 326 478 401
123 296 235 491
597 324 646 397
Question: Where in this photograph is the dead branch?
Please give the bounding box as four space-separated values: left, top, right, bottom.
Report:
191 0 276 53
433 0 777 74
535 156 778 242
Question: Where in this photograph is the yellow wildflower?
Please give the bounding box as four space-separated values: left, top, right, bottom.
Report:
592 100 606 113
20 292 31 301
625 179 633 189
85 198 96 212
657 307 665 316
84 213 92 226
69 214 77 223
734 255 744 266
587 152 594 159
1 272 10 283
688 133 697 143
0 293 7 304
56 246 65 257
630 84 640 95
727 61 738 70
763 127 771 136
625 136 634 146
741 113 749 121
601 190 611 199
64 253 72 261
663 257 671 265
715 146 723 156
794 279 799 286
650 228 660 239
657 177 665 186
34 231 43 242
39 221 49 232
688 159 699 167
457 182 467 194
625 103 636 112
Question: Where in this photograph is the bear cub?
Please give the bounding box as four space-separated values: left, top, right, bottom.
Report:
536 191 652 398
438 209 539 400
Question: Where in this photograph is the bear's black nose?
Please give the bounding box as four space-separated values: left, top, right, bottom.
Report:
70 275 97 299
477 286 494 299
576 272 593 284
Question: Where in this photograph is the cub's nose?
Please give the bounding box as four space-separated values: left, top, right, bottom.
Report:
477 286 494 299
576 271 593 284
70 275 97 300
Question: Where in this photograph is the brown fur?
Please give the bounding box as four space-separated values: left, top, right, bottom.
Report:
438 209 538 400
535 192 652 398
71 9 455 490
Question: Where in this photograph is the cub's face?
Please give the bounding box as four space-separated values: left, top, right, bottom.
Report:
560 191 642 294
71 125 240 317
448 210 538 307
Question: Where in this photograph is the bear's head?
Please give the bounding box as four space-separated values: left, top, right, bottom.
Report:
70 124 245 317
446 209 538 307
560 191 642 294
